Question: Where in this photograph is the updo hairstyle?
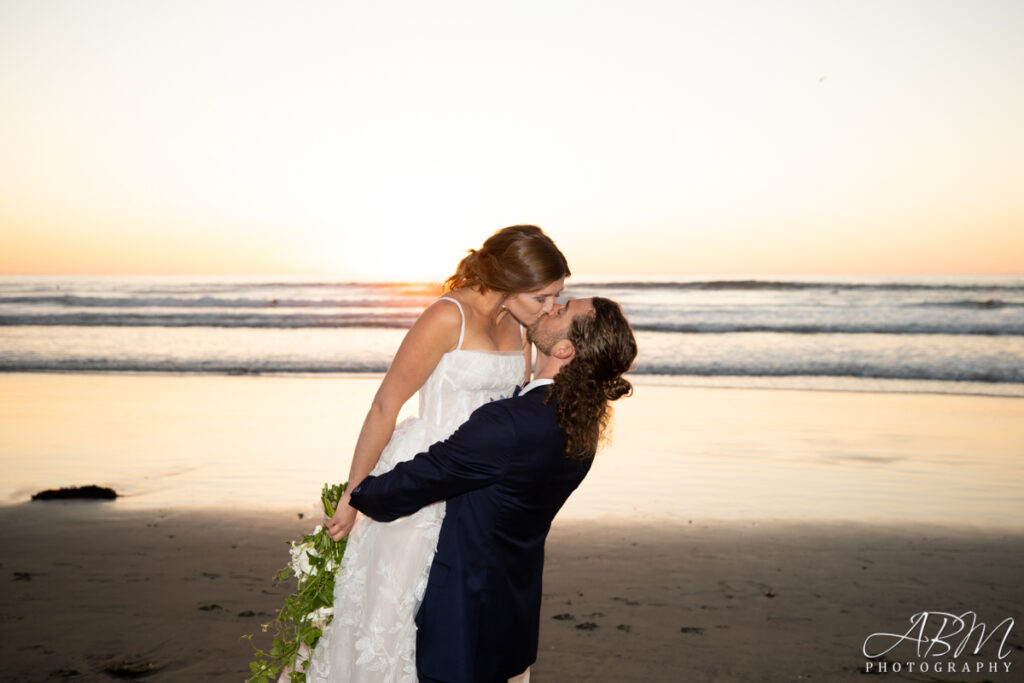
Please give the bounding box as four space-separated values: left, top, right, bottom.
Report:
444 225 570 294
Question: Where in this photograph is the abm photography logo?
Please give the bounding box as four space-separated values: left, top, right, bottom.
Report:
863 611 1015 675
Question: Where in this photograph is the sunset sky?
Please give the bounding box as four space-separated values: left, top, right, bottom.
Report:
1 0 1022 278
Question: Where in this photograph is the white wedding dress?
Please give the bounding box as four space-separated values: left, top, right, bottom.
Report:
306 297 525 682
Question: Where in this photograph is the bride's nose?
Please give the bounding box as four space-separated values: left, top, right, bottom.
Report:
541 298 557 314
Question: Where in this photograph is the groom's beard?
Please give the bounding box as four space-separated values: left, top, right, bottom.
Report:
527 317 559 356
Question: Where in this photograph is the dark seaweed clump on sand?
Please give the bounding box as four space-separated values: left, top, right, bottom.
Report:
31 485 118 501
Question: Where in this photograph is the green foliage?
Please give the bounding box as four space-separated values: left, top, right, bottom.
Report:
243 482 347 683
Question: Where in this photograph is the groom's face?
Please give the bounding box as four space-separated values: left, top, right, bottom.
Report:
527 298 594 355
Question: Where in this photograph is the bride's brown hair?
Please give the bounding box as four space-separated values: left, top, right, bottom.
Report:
444 225 570 293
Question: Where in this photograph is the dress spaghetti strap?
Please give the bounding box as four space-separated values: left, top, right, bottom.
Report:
437 296 466 350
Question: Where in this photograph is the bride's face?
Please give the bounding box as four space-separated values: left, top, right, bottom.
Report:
504 278 565 326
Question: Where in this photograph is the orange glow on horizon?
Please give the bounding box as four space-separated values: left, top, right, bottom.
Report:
2 3 1022 278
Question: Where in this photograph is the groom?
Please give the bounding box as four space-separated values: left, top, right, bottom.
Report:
346 296 637 683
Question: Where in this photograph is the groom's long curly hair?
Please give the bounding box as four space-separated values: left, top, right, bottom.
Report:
546 297 637 460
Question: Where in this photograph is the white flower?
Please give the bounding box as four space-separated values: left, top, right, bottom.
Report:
308 606 334 629
288 540 317 580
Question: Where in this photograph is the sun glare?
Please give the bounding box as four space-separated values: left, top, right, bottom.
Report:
294 159 551 281
1 3 1021 276
312 226 461 282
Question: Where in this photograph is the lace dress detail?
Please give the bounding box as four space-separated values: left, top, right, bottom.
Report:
306 298 524 682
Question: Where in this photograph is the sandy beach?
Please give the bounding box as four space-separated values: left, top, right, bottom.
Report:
1 505 1021 682
1 374 1023 681
3 373 1023 525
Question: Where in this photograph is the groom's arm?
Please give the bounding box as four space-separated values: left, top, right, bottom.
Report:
348 402 516 522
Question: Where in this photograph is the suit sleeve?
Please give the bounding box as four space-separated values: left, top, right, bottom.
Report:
349 401 516 522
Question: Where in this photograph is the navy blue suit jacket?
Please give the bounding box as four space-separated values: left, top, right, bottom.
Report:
349 387 592 683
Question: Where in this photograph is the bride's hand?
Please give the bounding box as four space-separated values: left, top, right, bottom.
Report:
325 492 357 542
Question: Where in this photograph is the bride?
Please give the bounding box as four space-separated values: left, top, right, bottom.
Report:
305 225 569 682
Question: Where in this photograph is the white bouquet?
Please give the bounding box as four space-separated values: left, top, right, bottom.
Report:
244 482 347 682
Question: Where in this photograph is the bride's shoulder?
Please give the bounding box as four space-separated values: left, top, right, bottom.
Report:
423 296 465 323
404 297 463 348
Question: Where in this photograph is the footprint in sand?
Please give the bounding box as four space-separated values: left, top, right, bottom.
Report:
197 603 225 612
104 660 164 677
611 596 640 606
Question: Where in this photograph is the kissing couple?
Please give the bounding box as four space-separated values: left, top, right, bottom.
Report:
303 225 637 682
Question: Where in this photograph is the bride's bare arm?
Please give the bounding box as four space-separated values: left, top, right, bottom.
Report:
520 332 532 384
325 301 461 540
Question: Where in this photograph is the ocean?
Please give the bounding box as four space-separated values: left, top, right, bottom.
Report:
2 274 1022 519
2 274 1023 396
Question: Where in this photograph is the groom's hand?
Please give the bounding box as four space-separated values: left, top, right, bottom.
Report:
324 492 358 541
